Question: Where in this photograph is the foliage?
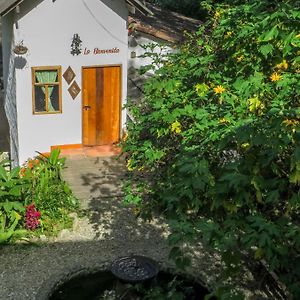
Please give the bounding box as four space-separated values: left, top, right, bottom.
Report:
0 158 28 242
132 276 187 300
99 273 204 300
0 149 78 243
123 0 300 298
22 149 78 234
0 200 26 243
24 151 77 213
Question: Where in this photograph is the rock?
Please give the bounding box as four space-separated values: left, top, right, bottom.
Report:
39 235 47 242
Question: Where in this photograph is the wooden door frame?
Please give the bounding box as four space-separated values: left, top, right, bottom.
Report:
81 64 122 146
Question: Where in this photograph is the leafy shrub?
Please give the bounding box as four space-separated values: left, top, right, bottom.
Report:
22 149 78 231
0 158 28 242
0 149 78 242
123 0 300 297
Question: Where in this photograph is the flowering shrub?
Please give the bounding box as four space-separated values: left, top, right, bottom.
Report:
123 0 300 298
25 203 41 230
0 149 78 242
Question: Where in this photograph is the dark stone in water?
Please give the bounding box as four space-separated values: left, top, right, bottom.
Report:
110 255 159 283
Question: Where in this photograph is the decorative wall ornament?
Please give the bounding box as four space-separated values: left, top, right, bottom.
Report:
13 40 28 55
63 66 76 84
68 81 81 99
70 34 82 56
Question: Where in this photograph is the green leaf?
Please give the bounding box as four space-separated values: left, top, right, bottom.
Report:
259 44 274 58
254 248 264 260
168 247 183 260
290 162 300 184
258 25 279 42
0 166 8 181
175 256 191 270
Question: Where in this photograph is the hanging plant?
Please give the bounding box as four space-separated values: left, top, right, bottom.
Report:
13 40 28 55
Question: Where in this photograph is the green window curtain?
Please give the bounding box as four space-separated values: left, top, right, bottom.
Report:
35 70 58 112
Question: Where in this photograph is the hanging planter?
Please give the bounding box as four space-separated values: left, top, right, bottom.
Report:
13 41 28 55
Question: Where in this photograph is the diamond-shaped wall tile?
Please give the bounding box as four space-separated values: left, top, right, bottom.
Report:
63 66 76 84
68 80 81 100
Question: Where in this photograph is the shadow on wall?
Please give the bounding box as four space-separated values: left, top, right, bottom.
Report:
0 37 10 153
0 91 9 153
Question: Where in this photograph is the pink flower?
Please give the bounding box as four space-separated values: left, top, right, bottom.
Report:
25 203 41 230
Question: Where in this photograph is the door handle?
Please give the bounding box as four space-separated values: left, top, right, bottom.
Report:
83 105 91 110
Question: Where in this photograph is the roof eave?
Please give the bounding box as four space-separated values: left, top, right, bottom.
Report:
125 0 153 16
0 0 24 17
0 0 153 17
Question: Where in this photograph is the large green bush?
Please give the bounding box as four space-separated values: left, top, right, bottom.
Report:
123 0 300 297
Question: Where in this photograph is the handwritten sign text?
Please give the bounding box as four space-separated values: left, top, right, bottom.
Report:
83 47 120 55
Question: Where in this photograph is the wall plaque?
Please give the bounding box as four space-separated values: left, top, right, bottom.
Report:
63 66 76 85
68 81 81 100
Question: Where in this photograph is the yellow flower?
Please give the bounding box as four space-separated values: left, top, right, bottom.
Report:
225 31 233 38
282 119 300 126
127 159 135 171
236 55 244 62
241 143 250 149
215 11 221 19
214 85 226 94
219 118 229 124
270 72 281 82
275 59 288 70
171 120 182 134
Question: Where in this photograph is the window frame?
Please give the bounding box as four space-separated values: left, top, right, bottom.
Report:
31 66 62 115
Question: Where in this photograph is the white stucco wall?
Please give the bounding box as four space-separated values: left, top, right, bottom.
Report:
3 0 128 164
128 32 173 73
127 32 173 104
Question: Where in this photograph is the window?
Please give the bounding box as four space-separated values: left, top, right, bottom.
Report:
32 66 62 114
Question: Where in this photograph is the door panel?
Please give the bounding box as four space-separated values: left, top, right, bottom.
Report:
82 66 121 146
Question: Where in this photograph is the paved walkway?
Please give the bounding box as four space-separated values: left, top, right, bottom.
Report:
0 155 285 300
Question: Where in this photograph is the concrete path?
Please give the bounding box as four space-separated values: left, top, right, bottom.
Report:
0 156 284 300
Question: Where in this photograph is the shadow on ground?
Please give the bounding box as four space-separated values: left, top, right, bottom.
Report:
61 156 287 300
0 156 287 300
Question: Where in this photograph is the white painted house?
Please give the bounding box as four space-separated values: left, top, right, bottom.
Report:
0 0 150 165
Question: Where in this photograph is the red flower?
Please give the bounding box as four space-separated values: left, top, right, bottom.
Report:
25 203 41 230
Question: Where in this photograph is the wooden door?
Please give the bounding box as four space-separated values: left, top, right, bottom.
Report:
82 66 121 146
